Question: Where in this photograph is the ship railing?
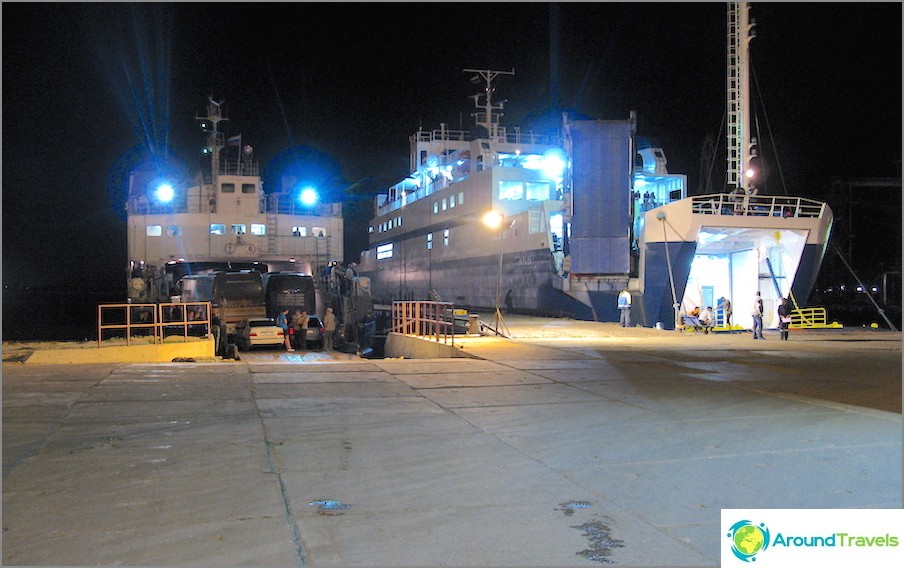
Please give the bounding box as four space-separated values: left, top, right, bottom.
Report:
690 193 827 218
266 194 343 217
412 127 552 146
218 159 259 177
390 301 458 346
97 302 212 347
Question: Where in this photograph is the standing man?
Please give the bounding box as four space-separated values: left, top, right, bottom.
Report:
777 297 793 340
751 291 765 340
323 307 337 351
277 308 294 352
617 287 632 327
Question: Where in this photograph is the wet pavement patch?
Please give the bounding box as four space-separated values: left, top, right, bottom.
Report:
557 500 592 516
309 499 351 515
572 519 625 564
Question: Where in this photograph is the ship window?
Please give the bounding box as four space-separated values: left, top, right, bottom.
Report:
292 226 306 236
499 180 524 200
221 183 235 193
242 183 256 194
210 224 226 235
376 242 394 260
166 225 182 236
433 201 439 214
442 198 447 211
443 228 450 246
525 181 550 201
250 224 266 236
458 192 464 205
231 224 246 235
397 216 402 227
313 227 326 237
146 225 162 237
368 225 374 234
426 232 433 250
449 194 455 208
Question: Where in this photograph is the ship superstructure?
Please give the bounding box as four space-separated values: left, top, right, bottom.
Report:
125 98 344 302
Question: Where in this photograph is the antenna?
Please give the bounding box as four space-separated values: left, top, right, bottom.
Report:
462 68 514 140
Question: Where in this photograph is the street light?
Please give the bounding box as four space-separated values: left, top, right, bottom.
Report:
482 210 513 337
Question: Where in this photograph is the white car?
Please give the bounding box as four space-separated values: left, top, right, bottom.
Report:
238 317 285 349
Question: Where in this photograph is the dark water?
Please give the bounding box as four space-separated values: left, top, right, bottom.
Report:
3 289 123 341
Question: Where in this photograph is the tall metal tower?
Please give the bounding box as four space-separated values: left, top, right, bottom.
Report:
726 2 757 195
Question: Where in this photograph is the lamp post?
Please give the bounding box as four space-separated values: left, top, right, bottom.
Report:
482 211 513 337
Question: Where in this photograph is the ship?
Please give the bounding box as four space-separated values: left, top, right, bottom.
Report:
125 97 345 304
357 3 834 332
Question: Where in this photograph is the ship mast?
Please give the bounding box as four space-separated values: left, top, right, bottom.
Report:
463 68 514 141
197 98 227 185
727 2 757 195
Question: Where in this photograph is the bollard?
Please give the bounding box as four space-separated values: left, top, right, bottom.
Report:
468 314 480 335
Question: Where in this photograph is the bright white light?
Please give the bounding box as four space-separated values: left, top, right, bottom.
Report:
745 168 756 178
541 150 567 180
299 187 318 206
482 210 503 229
155 183 174 203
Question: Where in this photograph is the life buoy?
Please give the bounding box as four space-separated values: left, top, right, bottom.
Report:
246 244 256 254
225 243 236 254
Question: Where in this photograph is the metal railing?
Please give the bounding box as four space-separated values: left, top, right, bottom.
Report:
97 302 212 347
690 193 828 218
790 307 841 329
391 301 459 345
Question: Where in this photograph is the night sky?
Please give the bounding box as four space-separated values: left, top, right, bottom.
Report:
3 2 901 300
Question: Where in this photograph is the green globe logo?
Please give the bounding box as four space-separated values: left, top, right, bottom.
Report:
727 520 770 562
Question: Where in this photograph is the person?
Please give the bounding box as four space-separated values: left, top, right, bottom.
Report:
329 261 343 294
277 308 294 351
683 307 702 331
617 288 632 327
504 289 514 313
717 296 732 326
292 310 307 350
699 306 714 333
322 307 337 351
300 310 310 349
752 291 765 340
777 297 793 340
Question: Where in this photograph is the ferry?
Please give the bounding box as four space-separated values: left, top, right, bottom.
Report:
357 3 833 331
125 97 344 304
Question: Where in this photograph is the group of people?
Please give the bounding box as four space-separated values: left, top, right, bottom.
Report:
752 291 793 340
276 306 338 352
323 260 359 296
682 305 716 333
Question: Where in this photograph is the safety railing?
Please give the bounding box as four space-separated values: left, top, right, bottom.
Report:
789 307 842 329
97 302 212 347
690 193 828 219
391 301 457 345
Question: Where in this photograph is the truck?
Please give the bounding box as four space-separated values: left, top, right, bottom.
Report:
177 270 266 353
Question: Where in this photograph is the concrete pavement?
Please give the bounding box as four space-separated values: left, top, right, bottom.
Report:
2 316 901 565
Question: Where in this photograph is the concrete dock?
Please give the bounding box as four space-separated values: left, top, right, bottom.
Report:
2 317 901 565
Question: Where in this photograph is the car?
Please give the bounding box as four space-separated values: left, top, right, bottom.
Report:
238 317 285 350
304 315 324 349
